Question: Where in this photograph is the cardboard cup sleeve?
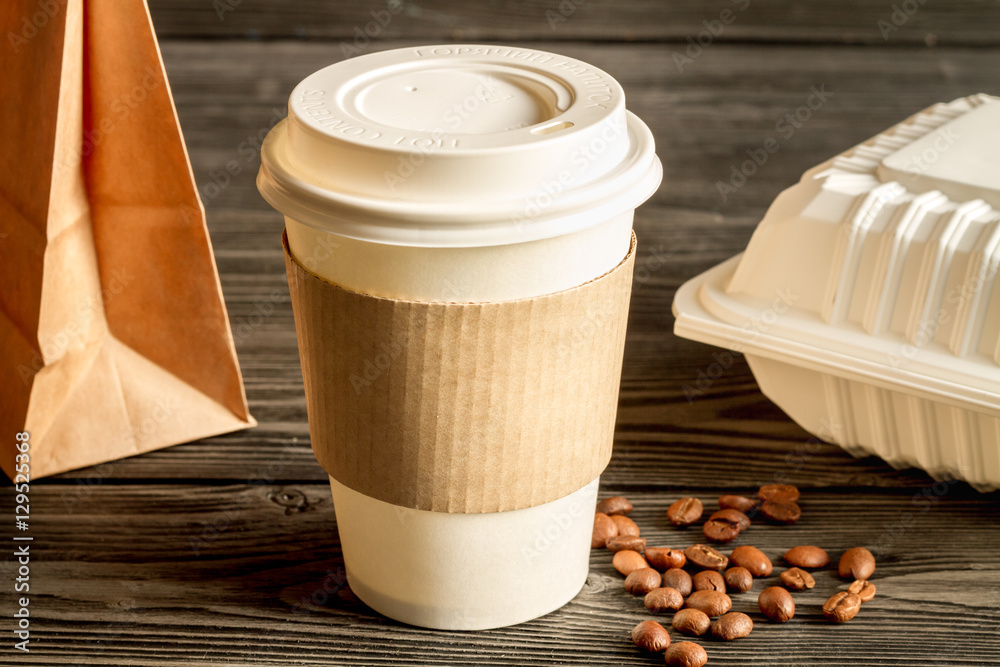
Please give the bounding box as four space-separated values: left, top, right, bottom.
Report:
284 231 637 513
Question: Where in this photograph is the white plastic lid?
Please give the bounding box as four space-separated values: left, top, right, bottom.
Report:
257 45 662 247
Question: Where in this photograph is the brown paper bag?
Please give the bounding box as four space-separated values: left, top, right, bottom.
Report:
0 0 255 479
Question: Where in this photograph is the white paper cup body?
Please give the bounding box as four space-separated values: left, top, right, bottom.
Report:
284 210 634 301
259 45 662 629
330 475 599 630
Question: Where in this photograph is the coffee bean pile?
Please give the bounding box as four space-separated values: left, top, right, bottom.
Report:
592 486 878 665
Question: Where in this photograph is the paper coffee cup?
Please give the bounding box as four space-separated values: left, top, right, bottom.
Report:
258 45 661 629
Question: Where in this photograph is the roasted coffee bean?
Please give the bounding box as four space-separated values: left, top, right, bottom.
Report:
667 497 704 526
702 518 739 543
702 509 749 543
664 641 708 667
591 513 617 548
646 547 687 571
839 547 876 580
723 567 753 593
611 514 641 537
631 620 670 652
760 499 801 524
758 483 800 502
645 586 685 613
823 591 862 623
715 508 750 530
684 544 729 571
849 579 877 602
718 494 756 513
613 549 650 576
663 568 693 597
692 570 726 592
597 496 633 516
711 611 753 640
685 590 732 617
729 545 772 577
758 586 795 622
625 568 663 595
606 535 646 553
783 545 829 569
671 608 711 636
779 567 815 591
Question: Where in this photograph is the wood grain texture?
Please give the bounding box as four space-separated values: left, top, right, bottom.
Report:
146 0 1000 46
1 484 998 666
4 13 1000 667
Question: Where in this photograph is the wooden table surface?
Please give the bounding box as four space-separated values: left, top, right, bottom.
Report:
6 1 1000 665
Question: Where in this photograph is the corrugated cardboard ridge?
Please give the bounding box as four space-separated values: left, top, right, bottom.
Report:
285 232 636 513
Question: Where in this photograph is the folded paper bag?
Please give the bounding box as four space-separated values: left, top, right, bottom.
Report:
0 0 255 479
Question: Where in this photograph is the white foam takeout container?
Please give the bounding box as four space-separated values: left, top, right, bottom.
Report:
673 94 1000 491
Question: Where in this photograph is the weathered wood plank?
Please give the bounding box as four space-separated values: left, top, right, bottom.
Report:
3 483 998 665
161 41 1000 215
146 0 1000 46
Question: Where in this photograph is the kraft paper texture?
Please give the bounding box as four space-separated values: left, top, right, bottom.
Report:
0 0 255 479
284 231 636 513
